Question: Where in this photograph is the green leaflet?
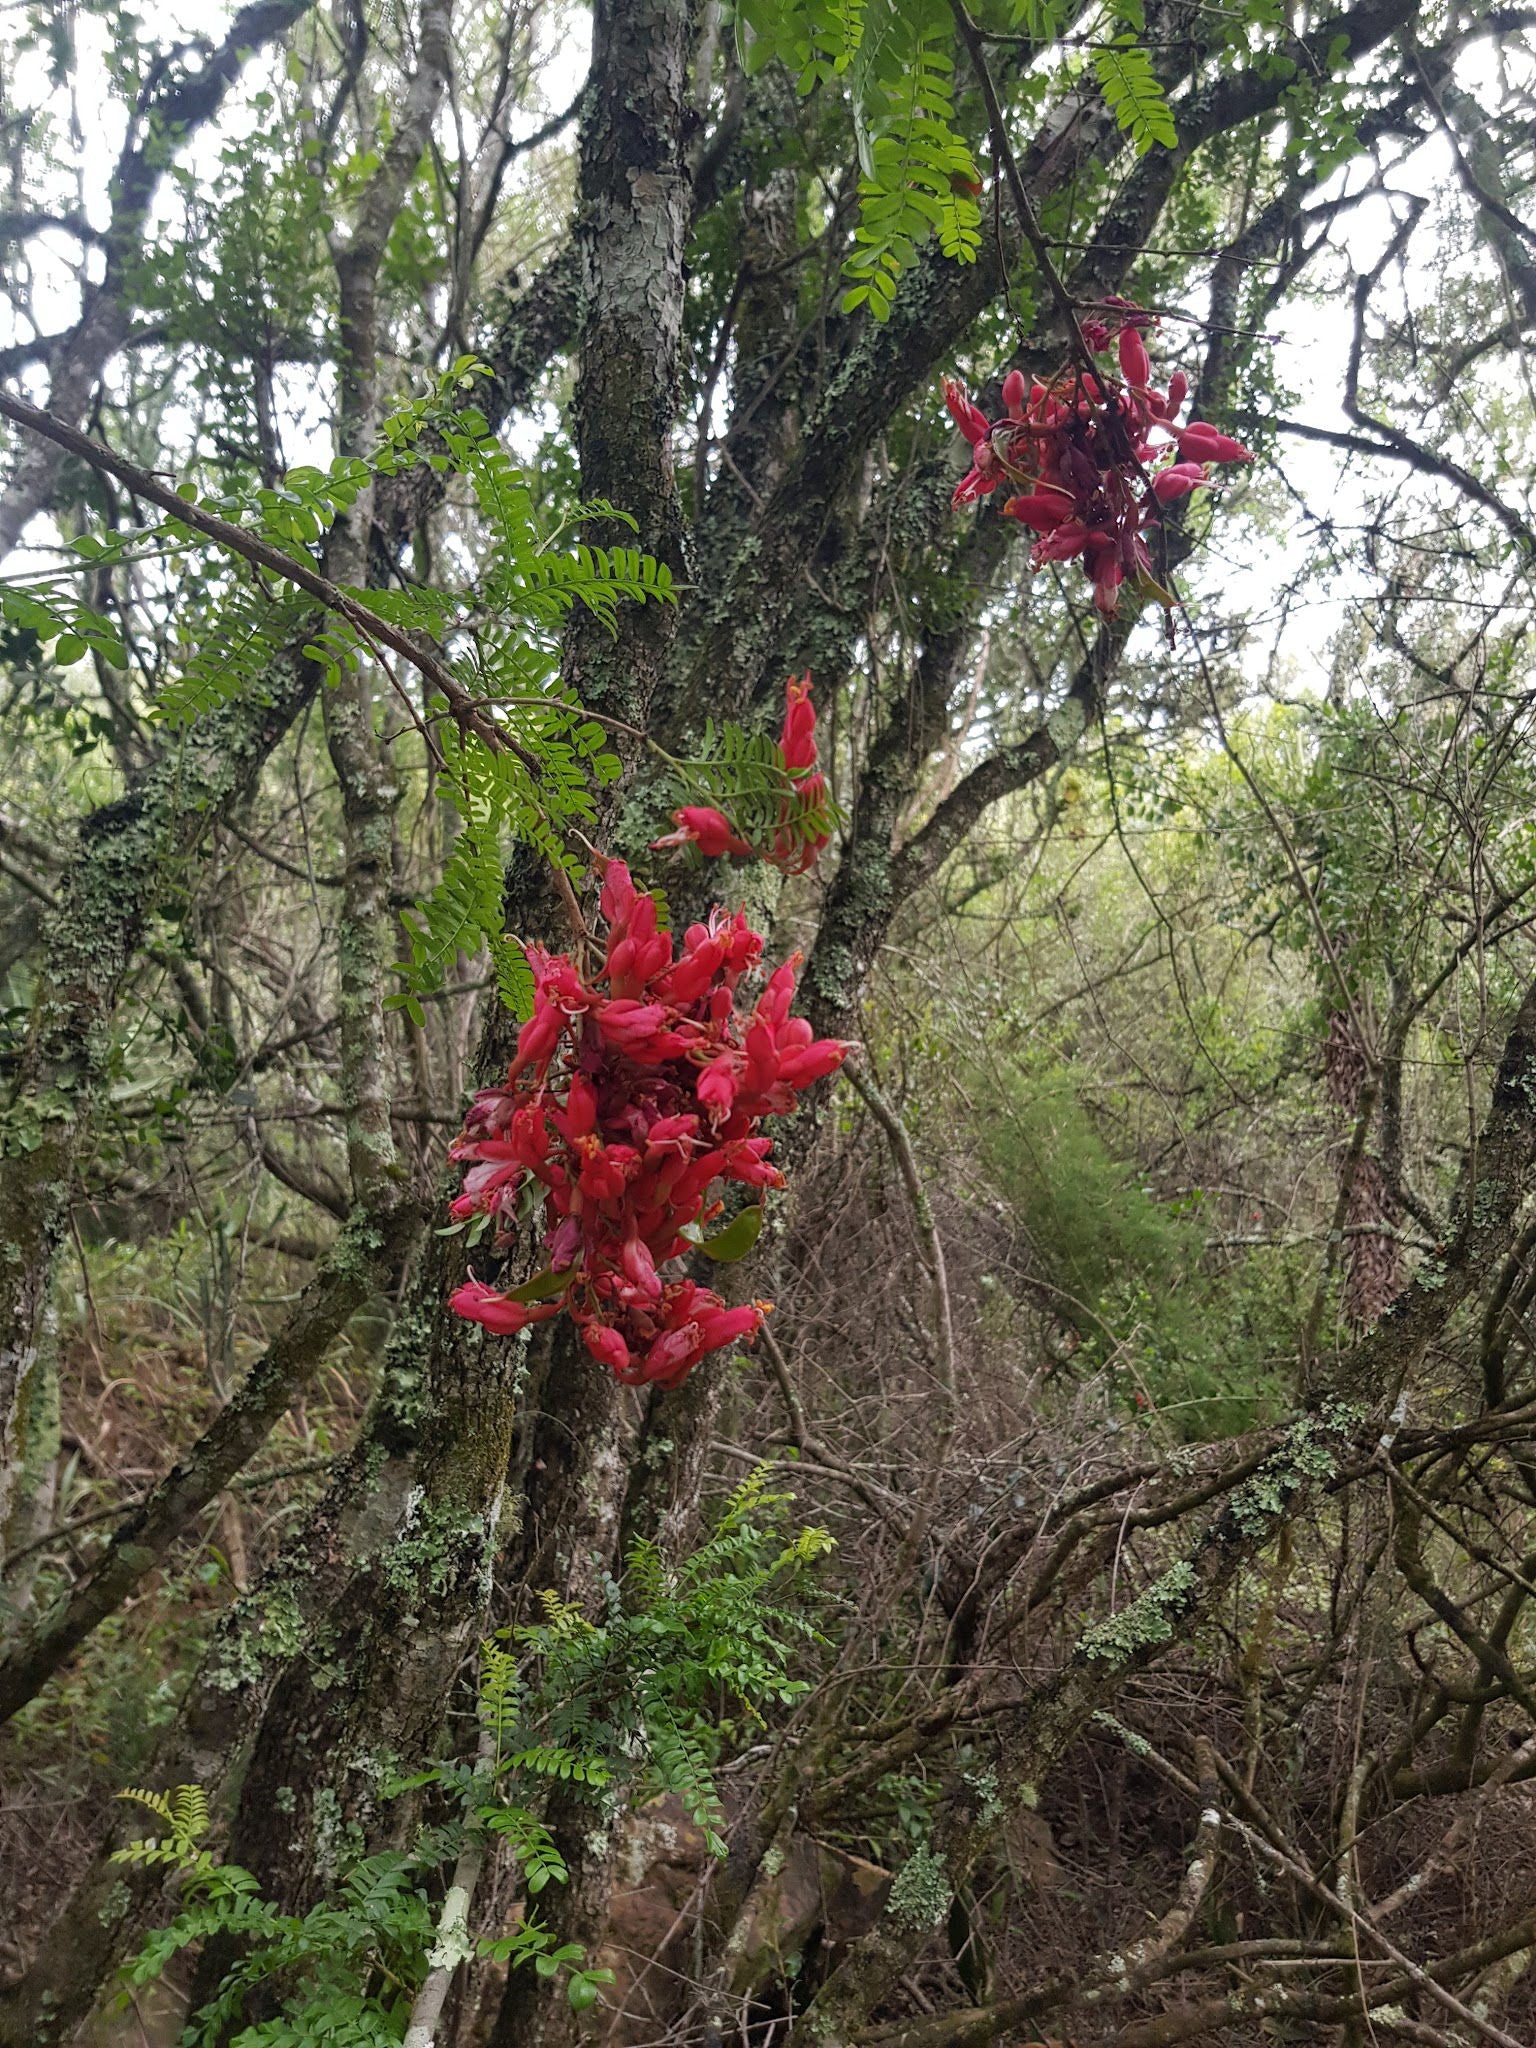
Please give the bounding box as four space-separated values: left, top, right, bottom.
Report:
843 0 980 318
504 1266 573 1305
0 580 127 672
732 0 979 319
5 370 661 1020
727 0 1193 317
671 718 845 857
695 1204 765 1262
1092 38 1178 154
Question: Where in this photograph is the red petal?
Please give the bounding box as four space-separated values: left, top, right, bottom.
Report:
943 378 989 447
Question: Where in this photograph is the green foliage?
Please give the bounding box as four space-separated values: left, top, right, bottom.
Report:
1091 38 1178 153
112 1471 830 2039
129 124 331 434
729 0 1191 313
113 1784 217 1873
0 580 127 672
974 1060 1291 1436
735 0 868 81
390 712 615 1024
736 0 980 317
2 365 675 1023
689 1202 766 1262
370 411 671 1015
477 1466 833 1856
165 586 318 731
843 0 982 316
112 1785 438 2047
670 719 845 862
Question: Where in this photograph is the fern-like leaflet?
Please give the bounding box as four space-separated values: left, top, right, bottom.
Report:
844 0 981 317
732 0 978 320
111 1471 830 2040
1092 37 1178 152
26 372 665 1022
666 717 845 867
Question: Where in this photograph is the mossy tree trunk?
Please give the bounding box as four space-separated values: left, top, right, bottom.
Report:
199 0 698 1983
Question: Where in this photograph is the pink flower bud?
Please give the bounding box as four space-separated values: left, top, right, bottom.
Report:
943 378 990 447
1151 462 1208 504
1004 491 1073 534
582 1322 632 1374
1175 422 1251 465
1119 326 1152 387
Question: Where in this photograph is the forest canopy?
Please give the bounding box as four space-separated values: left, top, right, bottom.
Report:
3 0 1536 2042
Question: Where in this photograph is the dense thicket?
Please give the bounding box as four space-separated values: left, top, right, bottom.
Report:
3 0 1536 2042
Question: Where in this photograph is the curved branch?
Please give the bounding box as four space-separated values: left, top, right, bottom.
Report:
0 392 513 762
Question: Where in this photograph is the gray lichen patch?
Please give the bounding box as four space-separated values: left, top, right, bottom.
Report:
1078 1558 1197 1666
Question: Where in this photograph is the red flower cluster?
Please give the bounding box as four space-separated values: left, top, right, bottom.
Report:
654 672 831 874
943 306 1251 617
447 860 850 1388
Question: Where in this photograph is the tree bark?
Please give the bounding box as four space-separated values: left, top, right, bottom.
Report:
0 658 328 1546
202 0 697 1998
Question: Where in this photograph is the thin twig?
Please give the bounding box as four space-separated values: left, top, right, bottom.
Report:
847 1063 958 1417
947 0 1097 374
0 390 525 766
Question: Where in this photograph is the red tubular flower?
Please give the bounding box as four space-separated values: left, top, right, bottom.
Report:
583 1322 633 1373
1002 490 1074 534
450 1278 563 1336
943 376 990 446
944 378 1004 506
775 1038 850 1089
1085 536 1124 618
949 307 1253 615
654 673 831 875
594 1000 682 1062
446 859 852 1390
448 1143 524 1222
651 806 755 861
1151 462 1209 505
620 1231 663 1303
697 1302 766 1352
697 1052 738 1117
780 670 817 771
1118 325 1152 388
1173 421 1252 465
508 997 563 1083
1033 520 1090 562
769 672 832 873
